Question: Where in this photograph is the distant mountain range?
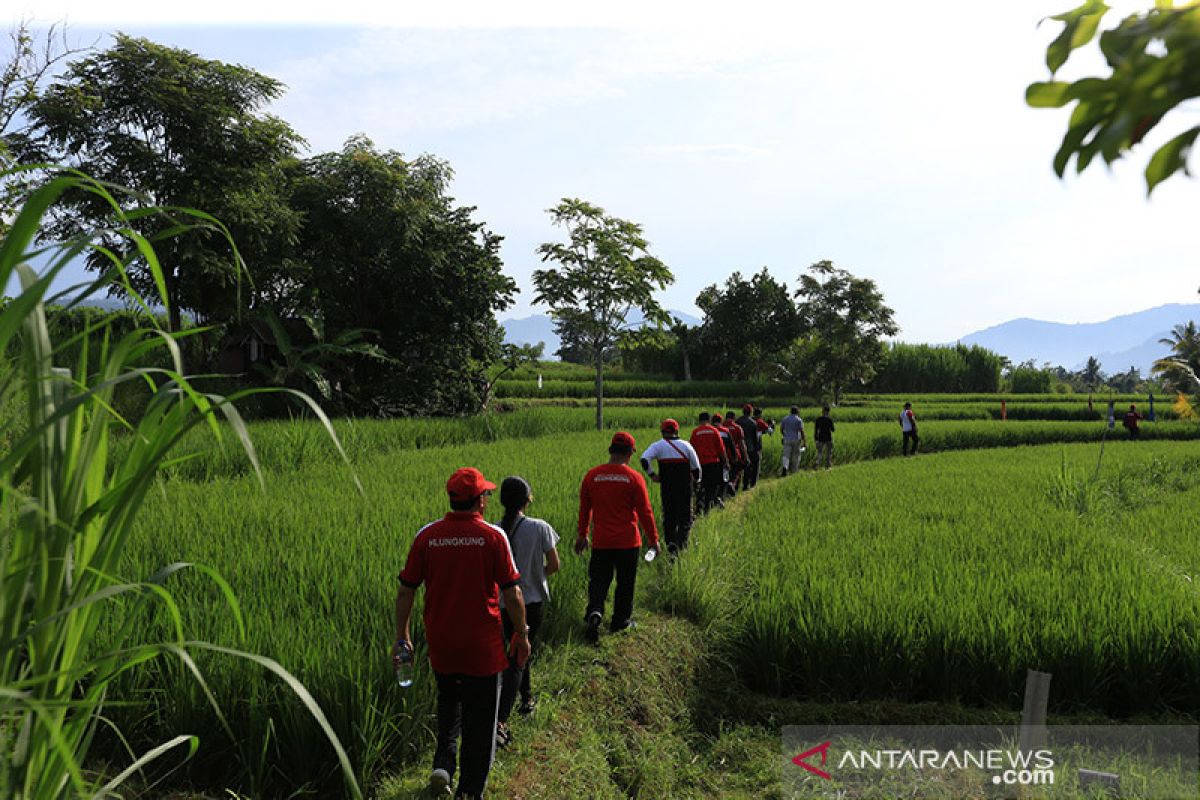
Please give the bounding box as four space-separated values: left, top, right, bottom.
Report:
502 309 703 356
956 303 1200 375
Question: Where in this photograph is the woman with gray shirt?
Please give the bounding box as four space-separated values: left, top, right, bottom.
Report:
495 476 561 747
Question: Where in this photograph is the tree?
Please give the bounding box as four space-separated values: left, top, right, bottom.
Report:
288 136 517 415
1082 355 1105 389
17 34 302 331
1153 320 1200 394
1027 1 1200 194
695 268 801 380
0 21 90 232
533 198 673 429
791 260 898 402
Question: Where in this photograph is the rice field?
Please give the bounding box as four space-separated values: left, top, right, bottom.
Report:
89 402 1200 795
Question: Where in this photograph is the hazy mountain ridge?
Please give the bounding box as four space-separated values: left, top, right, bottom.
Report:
957 303 1200 375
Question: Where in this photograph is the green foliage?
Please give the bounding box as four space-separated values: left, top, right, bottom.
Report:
1007 361 1054 393
18 34 302 331
788 260 898 401
533 198 674 429
869 342 1003 393
288 136 517 415
694 268 800 380
1028 1 1200 193
0 171 359 798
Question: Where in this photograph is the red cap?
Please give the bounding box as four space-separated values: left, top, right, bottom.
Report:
661 418 679 433
743 403 753 414
446 467 497 502
610 431 636 450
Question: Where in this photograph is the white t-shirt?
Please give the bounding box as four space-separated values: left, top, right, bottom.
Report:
642 437 701 472
498 516 559 606
900 409 915 432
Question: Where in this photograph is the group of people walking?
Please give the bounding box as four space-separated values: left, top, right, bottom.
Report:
392 400 923 798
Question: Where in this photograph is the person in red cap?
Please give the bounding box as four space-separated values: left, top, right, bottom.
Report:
395 467 530 799
688 411 729 514
576 431 660 643
639 419 701 556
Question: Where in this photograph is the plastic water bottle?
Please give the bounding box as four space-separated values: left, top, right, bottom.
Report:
394 641 414 688
644 547 657 563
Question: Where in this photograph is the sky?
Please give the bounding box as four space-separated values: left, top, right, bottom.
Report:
5 0 1197 343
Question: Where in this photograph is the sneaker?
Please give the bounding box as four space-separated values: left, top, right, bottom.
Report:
611 619 637 634
495 720 512 749
518 695 537 716
584 611 601 644
429 768 451 795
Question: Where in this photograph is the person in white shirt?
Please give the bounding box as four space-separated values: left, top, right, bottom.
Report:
640 419 702 555
900 402 919 455
779 406 807 475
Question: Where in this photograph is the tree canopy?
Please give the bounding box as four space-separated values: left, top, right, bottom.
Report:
533 198 673 429
695 268 800 381
790 260 898 401
18 34 302 330
288 136 517 415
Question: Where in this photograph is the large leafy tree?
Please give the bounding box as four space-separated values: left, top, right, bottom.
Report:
1082 355 1105 389
695 268 800 380
791 260 898 402
288 136 517 415
533 198 673 429
1026 0 1200 194
16 34 302 330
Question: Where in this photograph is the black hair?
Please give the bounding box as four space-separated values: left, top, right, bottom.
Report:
790 406 799 414
698 412 710 422
499 476 532 535
725 411 736 419
753 407 763 417
822 405 831 413
450 497 477 512
609 444 634 456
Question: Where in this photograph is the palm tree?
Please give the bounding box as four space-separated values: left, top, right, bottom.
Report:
1152 321 1200 394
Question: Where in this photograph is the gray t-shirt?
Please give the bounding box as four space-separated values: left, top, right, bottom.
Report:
499 515 559 606
780 414 805 442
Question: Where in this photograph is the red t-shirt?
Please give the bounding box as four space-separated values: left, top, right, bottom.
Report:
689 424 728 465
398 512 520 676
577 463 659 550
725 420 746 458
756 418 770 433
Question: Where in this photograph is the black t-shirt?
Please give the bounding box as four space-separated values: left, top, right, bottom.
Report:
814 415 835 442
736 416 760 452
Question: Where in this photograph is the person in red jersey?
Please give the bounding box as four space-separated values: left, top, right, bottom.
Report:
689 411 729 514
395 467 530 800
575 432 660 643
723 410 748 494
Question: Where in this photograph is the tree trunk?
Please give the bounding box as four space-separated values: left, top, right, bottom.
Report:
164 266 182 333
594 347 605 431
682 349 692 382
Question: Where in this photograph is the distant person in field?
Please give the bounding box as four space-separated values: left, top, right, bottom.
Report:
713 409 736 499
753 407 773 484
779 406 807 475
576 432 660 643
689 412 729 514
814 405 835 469
724 410 748 494
735 404 761 490
495 477 560 746
900 401 919 455
395 467 529 800
1123 404 1143 439
640 419 701 556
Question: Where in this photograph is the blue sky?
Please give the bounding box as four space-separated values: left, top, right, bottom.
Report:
7 1 1197 343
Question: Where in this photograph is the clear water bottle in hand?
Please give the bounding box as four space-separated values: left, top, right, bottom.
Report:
394 641 414 688
644 547 657 563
